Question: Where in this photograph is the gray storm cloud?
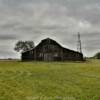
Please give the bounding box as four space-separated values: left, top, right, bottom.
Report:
0 0 100 58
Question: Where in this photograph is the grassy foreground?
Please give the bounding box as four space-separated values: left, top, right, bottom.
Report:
0 60 100 100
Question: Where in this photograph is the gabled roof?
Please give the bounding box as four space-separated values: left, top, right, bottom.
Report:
35 38 62 49
22 38 81 54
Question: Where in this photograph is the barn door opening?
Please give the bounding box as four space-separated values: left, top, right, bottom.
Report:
43 53 53 61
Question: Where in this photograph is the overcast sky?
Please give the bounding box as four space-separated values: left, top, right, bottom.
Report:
0 0 100 58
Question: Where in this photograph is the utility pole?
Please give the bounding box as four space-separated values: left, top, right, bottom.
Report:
77 32 82 53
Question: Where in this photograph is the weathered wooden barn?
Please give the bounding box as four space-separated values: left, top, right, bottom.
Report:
22 38 83 61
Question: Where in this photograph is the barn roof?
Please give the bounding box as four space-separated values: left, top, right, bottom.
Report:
22 38 81 54
36 38 62 48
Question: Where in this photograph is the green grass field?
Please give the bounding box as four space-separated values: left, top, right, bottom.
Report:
0 60 100 100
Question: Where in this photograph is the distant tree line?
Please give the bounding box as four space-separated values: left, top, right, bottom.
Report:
94 52 100 59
